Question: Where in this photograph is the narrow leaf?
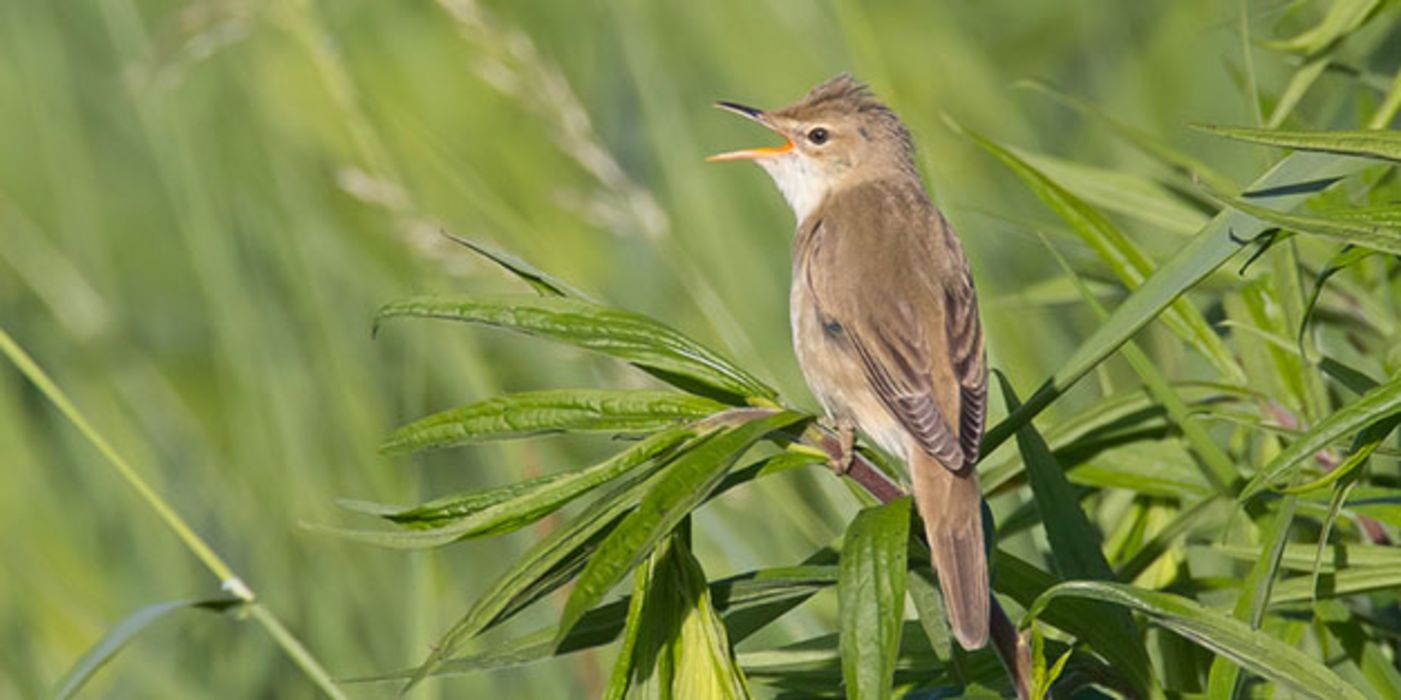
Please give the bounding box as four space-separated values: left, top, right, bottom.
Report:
374 295 776 402
1028 581 1367 700
440 230 592 299
379 389 722 454
557 411 805 641
1242 370 1401 498
838 497 911 700
1197 124 1401 163
983 151 1370 458
954 120 1243 382
1208 190 1401 256
320 428 692 546
997 374 1153 695
54 597 241 699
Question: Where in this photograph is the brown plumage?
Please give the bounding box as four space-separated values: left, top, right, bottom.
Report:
710 75 989 649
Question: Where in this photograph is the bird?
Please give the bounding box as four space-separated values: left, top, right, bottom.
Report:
708 74 989 649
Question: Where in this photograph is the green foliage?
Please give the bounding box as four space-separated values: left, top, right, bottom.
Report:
7 1 1401 699
837 497 910 700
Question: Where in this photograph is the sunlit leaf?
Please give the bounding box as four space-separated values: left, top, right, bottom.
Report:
1197 124 1401 163
1028 581 1368 700
54 597 241 699
983 151 1370 458
320 427 693 546
838 497 910 700
997 374 1153 695
953 120 1244 383
1242 370 1401 498
379 389 722 454
556 410 805 642
374 295 776 402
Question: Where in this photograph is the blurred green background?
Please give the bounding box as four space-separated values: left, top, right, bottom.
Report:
1 0 1389 697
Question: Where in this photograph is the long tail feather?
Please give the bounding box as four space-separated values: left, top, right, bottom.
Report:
910 450 989 649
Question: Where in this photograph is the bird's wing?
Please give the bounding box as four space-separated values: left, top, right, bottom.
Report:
940 219 987 465
819 194 986 472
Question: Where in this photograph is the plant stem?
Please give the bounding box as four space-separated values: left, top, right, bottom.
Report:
802 424 1032 699
0 327 347 700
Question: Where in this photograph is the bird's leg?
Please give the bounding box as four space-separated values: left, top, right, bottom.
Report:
829 419 856 475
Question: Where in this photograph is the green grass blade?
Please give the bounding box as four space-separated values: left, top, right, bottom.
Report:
1242 370 1401 498
379 389 722 454
347 561 840 685
53 597 241 699
556 410 804 643
1261 0 1385 54
954 121 1244 383
997 374 1153 695
1034 230 1239 492
666 535 753 699
315 427 692 546
1196 124 1401 163
374 295 776 401
399 448 686 692
1207 190 1401 256
1014 148 1209 236
1206 495 1297 699
838 497 910 700
1014 80 1237 193
1028 581 1368 700
983 151 1370 458
440 230 592 299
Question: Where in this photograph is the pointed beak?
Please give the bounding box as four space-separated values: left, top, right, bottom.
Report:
707 101 793 162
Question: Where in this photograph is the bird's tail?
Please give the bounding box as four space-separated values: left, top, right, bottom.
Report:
910 450 989 650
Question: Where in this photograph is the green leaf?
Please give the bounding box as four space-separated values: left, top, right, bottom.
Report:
1271 564 1401 605
983 151 1370 458
1206 190 1401 256
1206 493 1296 699
400 446 687 693
905 568 952 662
981 382 1254 494
1027 581 1368 700
320 428 693 546
1212 542 1401 572
1197 124 1401 163
1034 230 1238 491
374 295 776 402
1014 148 1209 236
1242 370 1401 498
1301 246 1377 352
1015 80 1238 193
348 562 840 684
953 120 1244 383
53 597 241 699
997 374 1153 695
440 230 592 299
1261 0 1384 55
668 535 753 699
604 542 655 700
379 389 722 454
556 410 805 642
606 532 752 700
838 497 910 700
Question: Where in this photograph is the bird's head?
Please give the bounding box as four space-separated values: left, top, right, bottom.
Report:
708 74 916 221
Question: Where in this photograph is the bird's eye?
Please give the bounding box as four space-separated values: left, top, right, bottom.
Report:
807 127 830 145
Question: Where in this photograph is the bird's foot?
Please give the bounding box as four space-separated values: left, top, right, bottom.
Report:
828 420 856 475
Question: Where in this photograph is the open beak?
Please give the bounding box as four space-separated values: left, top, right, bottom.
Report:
707 101 793 162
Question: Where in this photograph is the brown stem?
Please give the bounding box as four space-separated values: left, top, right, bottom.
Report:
801 426 1032 700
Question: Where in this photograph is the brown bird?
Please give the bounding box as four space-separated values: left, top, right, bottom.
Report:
709 74 989 649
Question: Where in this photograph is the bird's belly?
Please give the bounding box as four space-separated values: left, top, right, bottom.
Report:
790 280 908 458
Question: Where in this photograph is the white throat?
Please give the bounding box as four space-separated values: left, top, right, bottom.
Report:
759 155 828 223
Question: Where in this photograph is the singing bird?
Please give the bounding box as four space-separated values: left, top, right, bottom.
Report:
709 75 989 649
